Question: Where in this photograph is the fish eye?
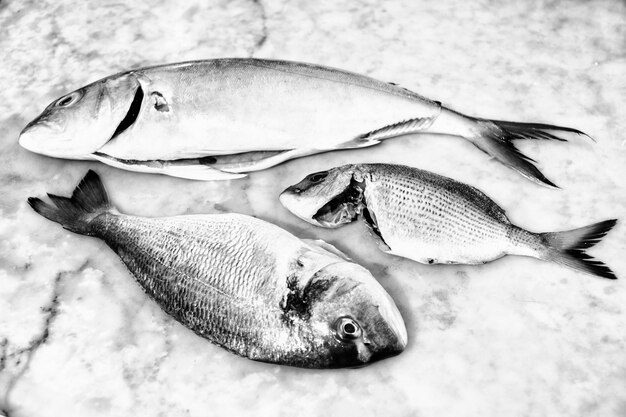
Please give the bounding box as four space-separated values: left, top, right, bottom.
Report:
55 91 82 108
306 171 328 184
334 317 362 341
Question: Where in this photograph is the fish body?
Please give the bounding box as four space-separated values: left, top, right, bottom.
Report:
280 164 617 279
20 59 586 186
97 60 439 160
28 171 407 368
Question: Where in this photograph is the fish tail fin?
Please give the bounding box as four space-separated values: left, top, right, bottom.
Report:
540 219 618 279
27 170 111 235
430 108 591 188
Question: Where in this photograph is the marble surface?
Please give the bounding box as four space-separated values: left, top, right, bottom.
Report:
1 0 625 416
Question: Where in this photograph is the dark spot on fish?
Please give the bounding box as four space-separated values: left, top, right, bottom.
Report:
280 275 332 324
151 91 170 112
199 156 218 165
109 84 144 141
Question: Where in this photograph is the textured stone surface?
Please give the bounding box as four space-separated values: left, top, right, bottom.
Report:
0 0 625 416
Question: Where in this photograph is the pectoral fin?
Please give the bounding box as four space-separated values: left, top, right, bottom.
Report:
91 152 246 181
362 207 392 252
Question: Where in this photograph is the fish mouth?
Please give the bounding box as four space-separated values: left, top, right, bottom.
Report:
366 340 405 363
18 121 54 154
18 123 93 160
380 305 408 352
21 116 50 134
278 190 320 225
18 128 38 153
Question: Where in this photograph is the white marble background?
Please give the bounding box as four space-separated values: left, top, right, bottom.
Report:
1 0 625 416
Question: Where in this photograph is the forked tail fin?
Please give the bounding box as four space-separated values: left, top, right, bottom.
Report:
428 107 592 188
541 219 618 279
473 117 594 188
27 170 111 235
468 118 591 188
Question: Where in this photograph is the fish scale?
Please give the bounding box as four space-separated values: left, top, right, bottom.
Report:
281 163 617 279
20 59 590 185
91 213 307 356
361 165 510 263
28 170 408 367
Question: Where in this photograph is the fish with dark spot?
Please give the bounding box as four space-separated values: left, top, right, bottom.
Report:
27 170 407 368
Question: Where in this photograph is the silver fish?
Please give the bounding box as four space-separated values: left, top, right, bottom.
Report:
19 59 588 186
28 171 407 368
280 164 617 279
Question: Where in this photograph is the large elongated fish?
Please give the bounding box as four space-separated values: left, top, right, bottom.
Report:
19 59 587 186
28 171 407 368
279 164 617 279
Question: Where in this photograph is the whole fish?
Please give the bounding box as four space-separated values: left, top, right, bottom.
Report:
280 164 617 279
19 59 587 186
28 171 407 368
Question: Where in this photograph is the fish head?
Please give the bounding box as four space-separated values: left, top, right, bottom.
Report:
280 165 365 228
298 261 407 367
19 73 141 159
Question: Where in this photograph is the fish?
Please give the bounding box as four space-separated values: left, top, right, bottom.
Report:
27 170 407 368
19 59 589 186
279 164 618 279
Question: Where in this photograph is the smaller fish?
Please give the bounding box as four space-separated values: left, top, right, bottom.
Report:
28 170 407 368
280 164 618 279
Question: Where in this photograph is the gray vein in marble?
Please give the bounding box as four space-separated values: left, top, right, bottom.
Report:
1 1 625 416
250 0 268 56
0 272 63 415
0 260 91 414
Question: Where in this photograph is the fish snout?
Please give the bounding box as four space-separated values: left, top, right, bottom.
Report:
371 302 408 359
279 189 312 220
358 278 407 363
18 121 48 153
279 188 328 228
18 117 94 160
351 307 407 366
283 184 303 194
